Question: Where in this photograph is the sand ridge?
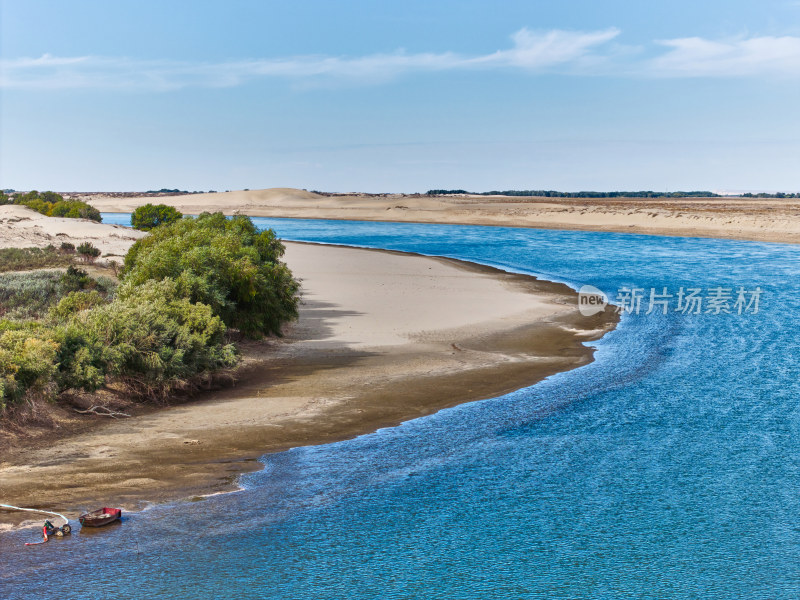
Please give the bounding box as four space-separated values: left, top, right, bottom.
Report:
0 204 147 259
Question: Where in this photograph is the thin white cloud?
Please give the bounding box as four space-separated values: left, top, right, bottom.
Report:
3 29 800 90
467 28 620 69
650 35 800 77
0 28 619 90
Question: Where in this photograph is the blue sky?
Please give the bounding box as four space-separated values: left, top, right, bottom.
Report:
2 0 799 193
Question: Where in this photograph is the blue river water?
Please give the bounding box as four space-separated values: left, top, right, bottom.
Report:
2 216 800 599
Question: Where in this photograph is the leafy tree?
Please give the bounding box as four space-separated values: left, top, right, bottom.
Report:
123 212 299 337
131 203 183 231
40 191 62 203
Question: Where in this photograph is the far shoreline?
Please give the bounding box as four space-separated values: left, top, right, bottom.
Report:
86 188 800 245
104 209 800 246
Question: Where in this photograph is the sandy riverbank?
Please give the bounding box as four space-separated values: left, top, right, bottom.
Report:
84 188 800 244
0 240 616 528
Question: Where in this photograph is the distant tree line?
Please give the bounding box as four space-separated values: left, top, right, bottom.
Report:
739 192 800 198
0 190 102 222
426 189 471 195
144 189 217 194
426 189 800 199
426 189 720 198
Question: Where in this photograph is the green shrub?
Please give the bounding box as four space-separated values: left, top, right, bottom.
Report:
50 290 106 320
60 242 75 253
49 199 102 222
60 265 93 292
1 278 239 409
74 279 237 396
0 321 60 408
123 212 299 337
131 203 183 231
77 242 101 264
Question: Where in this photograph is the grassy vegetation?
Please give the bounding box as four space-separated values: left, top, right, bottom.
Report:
0 213 299 413
0 267 115 320
0 246 75 273
0 271 64 320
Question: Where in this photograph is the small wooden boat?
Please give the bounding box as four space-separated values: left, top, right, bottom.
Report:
79 507 122 527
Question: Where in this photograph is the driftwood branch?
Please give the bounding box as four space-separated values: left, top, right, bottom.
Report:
74 405 130 419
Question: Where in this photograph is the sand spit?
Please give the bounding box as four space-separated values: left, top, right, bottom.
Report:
0 241 616 522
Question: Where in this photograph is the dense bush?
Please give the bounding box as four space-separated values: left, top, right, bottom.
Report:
123 212 300 337
0 267 118 405
0 278 238 407
131 203 183 231
0 213 297 412
79 279 238 395
2 191 102 222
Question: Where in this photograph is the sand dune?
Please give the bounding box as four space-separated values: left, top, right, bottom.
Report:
84 187 322 215
86 189 800 244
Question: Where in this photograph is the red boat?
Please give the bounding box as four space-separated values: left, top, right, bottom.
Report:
79 507 122 527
